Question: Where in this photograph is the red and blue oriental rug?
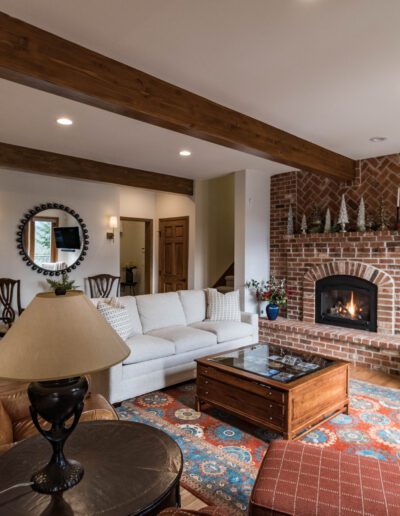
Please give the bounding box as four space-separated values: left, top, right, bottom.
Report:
117 380 400 514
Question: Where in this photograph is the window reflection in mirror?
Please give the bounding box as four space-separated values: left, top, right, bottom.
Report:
23 209 83 271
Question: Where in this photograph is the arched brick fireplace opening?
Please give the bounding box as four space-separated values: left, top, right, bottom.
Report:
303 261 395 335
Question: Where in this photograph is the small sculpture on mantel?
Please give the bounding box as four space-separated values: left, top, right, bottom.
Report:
301 214 308 235
287 204 294 235
366 214 375 232
310 204 322 233
378 196 388 230
338 194 349 233
357 196 366 232
324 207 332 233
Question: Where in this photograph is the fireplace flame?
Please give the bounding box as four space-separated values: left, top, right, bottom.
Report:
346 291 357 318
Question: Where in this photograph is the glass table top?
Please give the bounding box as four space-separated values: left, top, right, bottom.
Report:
207 343 336 384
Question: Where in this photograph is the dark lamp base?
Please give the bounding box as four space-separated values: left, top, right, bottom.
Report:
28 376 88 494
32 458 84 494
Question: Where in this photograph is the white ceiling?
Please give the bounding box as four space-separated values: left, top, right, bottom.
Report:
0 0 399 180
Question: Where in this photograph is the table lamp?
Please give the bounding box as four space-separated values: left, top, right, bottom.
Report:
0 291 130 494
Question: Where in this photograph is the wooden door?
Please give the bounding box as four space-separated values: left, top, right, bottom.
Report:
159 217 189 292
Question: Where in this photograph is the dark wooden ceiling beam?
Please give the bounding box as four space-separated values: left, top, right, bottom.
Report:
0 12 355 181
0 142 193 195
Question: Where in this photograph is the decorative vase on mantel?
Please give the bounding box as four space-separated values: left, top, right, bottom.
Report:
266 303 279 321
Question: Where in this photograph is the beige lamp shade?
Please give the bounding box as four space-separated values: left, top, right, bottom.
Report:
0 291 130 381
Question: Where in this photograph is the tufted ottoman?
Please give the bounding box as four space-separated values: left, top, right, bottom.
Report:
250 440 400 516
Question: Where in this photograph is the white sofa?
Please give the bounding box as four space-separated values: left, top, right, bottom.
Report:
91 290 258 403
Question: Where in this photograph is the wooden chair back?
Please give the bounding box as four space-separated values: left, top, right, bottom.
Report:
88 274 120 298
0 279 23 329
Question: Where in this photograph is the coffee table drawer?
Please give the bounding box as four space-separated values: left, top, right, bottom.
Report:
198 365 285 404
197 376 284 428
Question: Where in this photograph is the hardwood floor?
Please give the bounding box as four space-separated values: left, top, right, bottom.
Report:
180 367 399 510
351 365 400 388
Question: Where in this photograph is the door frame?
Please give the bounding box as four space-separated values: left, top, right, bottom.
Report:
120 217 153 294
158 216 189 293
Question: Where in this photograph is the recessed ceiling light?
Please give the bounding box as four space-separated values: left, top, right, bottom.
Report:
179 150 191 157
369 136 387 142
57 117 73 126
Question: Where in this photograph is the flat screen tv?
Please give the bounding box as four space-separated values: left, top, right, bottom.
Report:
54 227 81 250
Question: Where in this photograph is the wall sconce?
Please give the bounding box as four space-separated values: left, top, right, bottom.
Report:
107 216 118 242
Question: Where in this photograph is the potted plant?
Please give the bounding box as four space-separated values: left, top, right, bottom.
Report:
264 276 287 320
246 276 288 320
47 272 79 296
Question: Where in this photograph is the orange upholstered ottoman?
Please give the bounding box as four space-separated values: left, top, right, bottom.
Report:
250 440 400 516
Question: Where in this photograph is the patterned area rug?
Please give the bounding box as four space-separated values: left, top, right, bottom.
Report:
117 380 400 514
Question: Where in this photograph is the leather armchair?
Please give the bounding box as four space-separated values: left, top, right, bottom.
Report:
0 377 118 455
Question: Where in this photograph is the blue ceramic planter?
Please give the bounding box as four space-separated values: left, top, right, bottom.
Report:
266 303 279 321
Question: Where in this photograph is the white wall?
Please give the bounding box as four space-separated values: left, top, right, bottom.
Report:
1 167 272 306
193 175 235 288
193 180 209 289
235 169 271 313
0 168 120 306
207 174 235 286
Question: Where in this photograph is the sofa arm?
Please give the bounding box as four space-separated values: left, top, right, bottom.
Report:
241 312 258 326
241 312 259 343
90 362 124 404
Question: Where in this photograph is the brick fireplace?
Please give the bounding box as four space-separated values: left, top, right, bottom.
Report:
260 153 400 375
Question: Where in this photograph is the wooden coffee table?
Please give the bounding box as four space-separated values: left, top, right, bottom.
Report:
196 343 350 440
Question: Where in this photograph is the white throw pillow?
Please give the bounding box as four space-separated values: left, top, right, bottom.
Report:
97 298 133 341
206 288 241 322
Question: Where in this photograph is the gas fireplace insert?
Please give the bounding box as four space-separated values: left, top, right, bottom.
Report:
315 275 377 332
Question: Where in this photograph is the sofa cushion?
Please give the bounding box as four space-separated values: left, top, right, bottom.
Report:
123 335 176 365
149 326 217 353
136 292 186 333
91 296 142 336
206 288 241 321
250 440 400 516
97 299 133 341
191 321 254 343
178 290 206 324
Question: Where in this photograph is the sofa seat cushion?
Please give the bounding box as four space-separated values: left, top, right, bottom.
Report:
191 320 254 343
136 292 186 333
250 440 400 516
178 289 206 324
149 326 217 353
123 335 175 365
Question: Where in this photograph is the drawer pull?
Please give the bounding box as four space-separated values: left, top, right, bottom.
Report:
205 380 209 385
256 382 271 390
269 404 273 408
269 417 273 420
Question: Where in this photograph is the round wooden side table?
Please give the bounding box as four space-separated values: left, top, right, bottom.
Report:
0 421 183 515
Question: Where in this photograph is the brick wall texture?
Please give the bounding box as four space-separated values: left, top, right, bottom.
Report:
271 153 400 282
268 153 400 373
